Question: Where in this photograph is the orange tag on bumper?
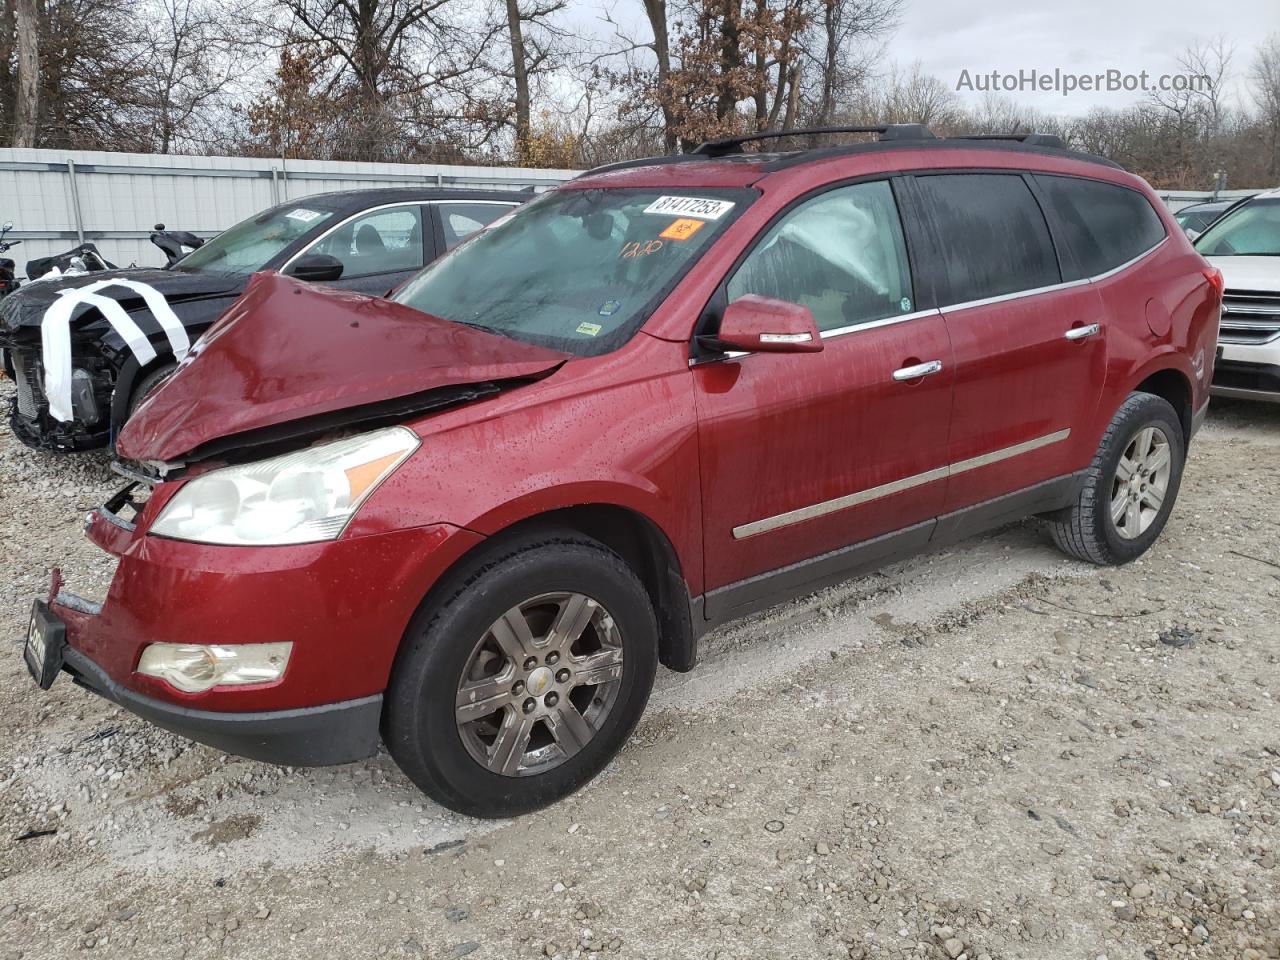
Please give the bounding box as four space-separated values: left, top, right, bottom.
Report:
660 218 706 241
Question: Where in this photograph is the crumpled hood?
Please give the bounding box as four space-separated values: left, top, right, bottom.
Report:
0 267 242 333
117 271 570 463
1205 255 1280 292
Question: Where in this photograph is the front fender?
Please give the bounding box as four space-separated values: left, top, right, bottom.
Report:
347 336 706 594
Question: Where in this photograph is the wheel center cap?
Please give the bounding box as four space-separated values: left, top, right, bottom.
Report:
527 666 554 697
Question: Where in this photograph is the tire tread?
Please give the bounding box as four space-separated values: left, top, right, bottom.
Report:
1046 391 1182 566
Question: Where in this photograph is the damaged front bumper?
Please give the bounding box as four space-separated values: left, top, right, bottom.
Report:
10 405 110 452
28 480 483 767
4 343 113 451
56 634 383 766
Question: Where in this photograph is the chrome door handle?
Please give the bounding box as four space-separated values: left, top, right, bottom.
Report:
1064 323 1101 341
892 360 943 381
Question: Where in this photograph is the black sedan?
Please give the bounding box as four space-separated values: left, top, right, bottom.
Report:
1173 196 1254 238
0 188 524 452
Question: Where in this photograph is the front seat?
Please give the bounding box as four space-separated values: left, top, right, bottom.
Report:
355 223 386 255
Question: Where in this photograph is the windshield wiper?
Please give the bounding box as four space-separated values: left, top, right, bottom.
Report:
456 319 511 337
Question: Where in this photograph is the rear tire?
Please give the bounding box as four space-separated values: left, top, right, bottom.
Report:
384 531 658 818
1046 391 1185 565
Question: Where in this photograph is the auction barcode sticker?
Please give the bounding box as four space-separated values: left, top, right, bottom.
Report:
285 207 324 222
643 196 736 220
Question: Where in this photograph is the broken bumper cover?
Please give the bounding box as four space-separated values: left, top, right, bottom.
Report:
9 402 110 452
61 638 383 766
5 343 114 452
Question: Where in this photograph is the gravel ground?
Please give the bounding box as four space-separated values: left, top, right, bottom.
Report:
1 381 1278 960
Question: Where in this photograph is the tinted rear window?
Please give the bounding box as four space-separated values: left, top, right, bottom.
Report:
1035 175 1167 280
913 173 1060 304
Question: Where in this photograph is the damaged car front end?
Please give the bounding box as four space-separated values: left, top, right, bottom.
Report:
1 268 240 451
4 318 126 450
26 271 571 765
39 470 461 765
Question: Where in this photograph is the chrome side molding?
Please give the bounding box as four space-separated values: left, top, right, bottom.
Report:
732 428 1071 539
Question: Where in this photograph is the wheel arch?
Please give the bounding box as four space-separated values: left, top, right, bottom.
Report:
478 505 700 674
404 502 701 675
109 348 177 431
1131 365 1194 445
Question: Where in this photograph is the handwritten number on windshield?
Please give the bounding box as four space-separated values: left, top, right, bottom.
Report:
619 240 665 259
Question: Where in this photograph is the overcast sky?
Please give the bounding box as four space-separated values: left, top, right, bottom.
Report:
583 0 1276 115
888 0 1278 113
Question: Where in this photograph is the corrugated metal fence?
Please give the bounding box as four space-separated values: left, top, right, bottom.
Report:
0 149 578 273
1153 189 1259 212
0 147 1269 275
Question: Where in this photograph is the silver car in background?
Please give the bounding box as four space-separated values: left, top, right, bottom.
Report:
1195 188 1280 402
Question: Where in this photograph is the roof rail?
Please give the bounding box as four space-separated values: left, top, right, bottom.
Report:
692 124 935 158
951 132 1067 149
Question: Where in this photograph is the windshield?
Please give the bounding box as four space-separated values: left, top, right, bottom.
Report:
173 203 338 275
1195 198 1280 257
392 187 752 354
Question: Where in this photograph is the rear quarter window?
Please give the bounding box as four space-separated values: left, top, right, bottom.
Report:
1034 175 1167 280
912 173 1060 305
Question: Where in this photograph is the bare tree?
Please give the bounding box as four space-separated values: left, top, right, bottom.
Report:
140 0 253 153
801 0 900 129
1250 33 1280 180
258 0 502 160
870 61 961 127
0 0 154 150
12 0 38 147
639 0 678 151
500 0 568 162
1180 36 1234 134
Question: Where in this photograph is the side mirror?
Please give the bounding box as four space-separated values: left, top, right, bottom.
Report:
285 253 344 283
711 295 823 354
1 221 12 232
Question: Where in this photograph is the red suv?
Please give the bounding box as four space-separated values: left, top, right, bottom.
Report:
25 126 1222 817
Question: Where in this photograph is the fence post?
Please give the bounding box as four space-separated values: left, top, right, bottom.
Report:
270 166 281 205
65 158 85 244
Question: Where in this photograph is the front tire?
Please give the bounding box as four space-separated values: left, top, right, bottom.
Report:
1046 391 1185 565
127 362 177 417
384 532 658 818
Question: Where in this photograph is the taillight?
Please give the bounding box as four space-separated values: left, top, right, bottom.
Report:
1202 267 1224 300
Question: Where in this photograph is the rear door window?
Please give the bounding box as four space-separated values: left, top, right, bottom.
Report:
726 179 916 332
913 173 1060 304
438 202 519 250
1034 175 1167 279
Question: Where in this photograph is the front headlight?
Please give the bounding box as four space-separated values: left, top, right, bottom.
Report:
150 426 420 545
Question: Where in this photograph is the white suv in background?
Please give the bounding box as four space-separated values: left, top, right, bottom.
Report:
1196 188 1280 402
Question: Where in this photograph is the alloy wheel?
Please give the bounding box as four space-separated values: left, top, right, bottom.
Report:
1110 425 1172 540
455 592 624 777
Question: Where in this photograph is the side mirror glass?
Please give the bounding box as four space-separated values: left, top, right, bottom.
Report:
711 295 823 354
285 253 344 283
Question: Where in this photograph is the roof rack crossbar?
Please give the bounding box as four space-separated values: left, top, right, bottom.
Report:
951 132 1067 149
692 124 935 158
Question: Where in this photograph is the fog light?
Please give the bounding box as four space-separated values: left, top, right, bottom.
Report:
136 642 292 693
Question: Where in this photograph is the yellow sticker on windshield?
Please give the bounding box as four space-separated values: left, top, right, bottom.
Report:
576 321 603 336
660 218 706 242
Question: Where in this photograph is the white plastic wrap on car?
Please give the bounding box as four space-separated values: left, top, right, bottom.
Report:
40 279 190 423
